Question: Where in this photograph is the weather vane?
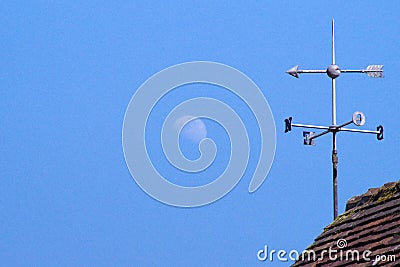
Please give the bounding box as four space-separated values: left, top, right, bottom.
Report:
284 20 384 220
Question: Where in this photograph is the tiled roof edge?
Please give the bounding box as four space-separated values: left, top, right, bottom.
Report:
345 181 400 211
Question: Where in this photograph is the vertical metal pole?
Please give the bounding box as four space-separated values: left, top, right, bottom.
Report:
331 19 338 220
332 133 338 219
332 79 337 126
331 20 337 126
332 79 338 220
332 19 335 65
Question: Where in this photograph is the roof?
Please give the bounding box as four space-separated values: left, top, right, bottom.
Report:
292 181 400 266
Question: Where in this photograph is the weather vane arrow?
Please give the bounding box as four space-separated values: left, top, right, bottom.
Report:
286 64 384 79
284 19 384 220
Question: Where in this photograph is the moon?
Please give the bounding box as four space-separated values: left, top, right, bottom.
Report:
174 115 207 143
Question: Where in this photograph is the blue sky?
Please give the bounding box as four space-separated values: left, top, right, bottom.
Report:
1 1 399 266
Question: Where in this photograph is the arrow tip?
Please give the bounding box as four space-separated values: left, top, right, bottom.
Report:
286 65 299 78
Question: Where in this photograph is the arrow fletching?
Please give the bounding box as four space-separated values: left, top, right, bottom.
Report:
366 65 384 78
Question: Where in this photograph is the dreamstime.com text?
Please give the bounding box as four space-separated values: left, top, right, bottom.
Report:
257 239 396 264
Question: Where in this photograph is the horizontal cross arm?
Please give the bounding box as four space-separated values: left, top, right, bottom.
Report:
297 70 326 74
338 127 380 134
292 123 330 130
336 120 353 129
340 69 383 73
308 129 330 141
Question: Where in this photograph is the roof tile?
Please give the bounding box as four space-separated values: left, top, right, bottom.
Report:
292 181 400 266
